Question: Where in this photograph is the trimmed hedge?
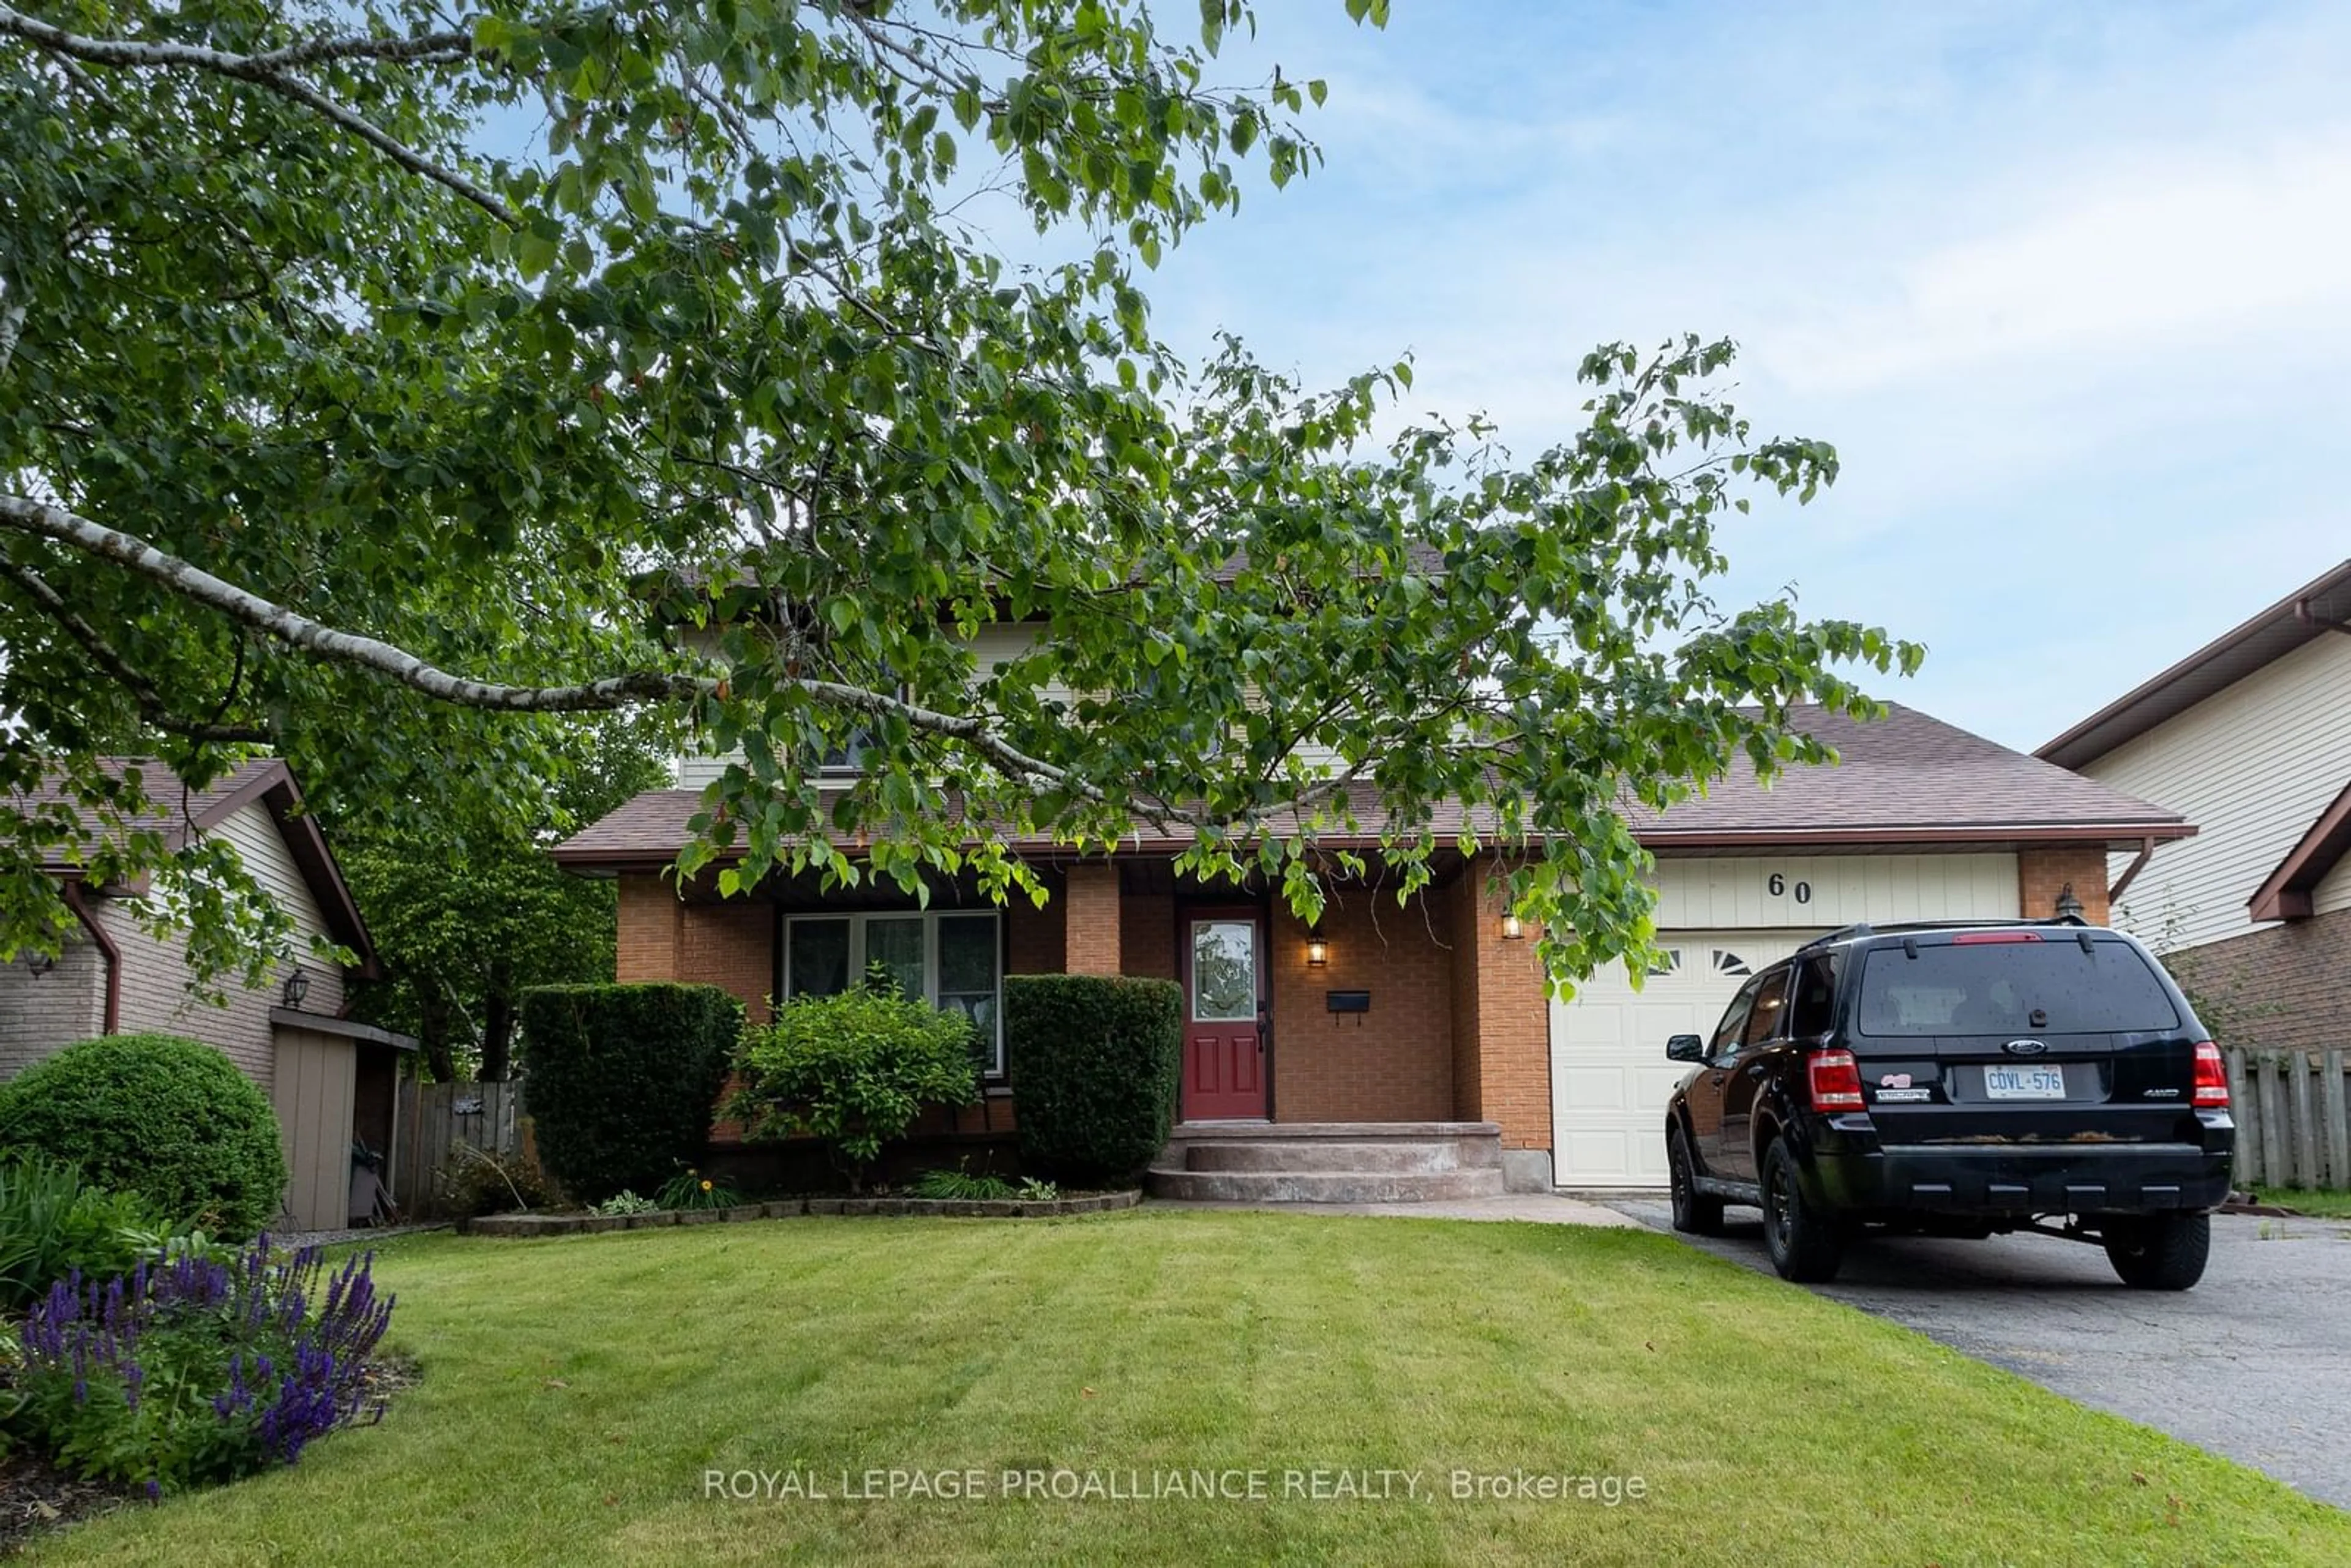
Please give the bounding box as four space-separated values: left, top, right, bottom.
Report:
0 1033 288 1239
1004 975 1182 1184
519 983 742 1204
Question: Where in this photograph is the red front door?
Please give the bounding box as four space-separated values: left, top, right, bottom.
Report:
1182 910 1267 1120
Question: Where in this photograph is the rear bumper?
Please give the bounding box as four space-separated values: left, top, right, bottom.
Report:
1815 1141 2233 1217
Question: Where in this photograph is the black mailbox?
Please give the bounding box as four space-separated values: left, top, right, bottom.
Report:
1325 989 1371 1014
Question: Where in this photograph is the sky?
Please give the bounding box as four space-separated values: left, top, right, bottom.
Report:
1095 0 2349 752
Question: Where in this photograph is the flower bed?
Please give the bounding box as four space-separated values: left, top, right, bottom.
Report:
460 1190 1139 1237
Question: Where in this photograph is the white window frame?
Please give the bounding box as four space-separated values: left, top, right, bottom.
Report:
782 910 1004 1076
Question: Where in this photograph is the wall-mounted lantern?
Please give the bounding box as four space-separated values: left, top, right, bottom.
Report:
2054 883 2085 921
1305 928 1329 967
1499 912 1526 941
282 966 312 1008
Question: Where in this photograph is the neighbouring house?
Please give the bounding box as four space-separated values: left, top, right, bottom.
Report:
559 691 2189 1195
0 759 413 1229
2038 558 2351 1056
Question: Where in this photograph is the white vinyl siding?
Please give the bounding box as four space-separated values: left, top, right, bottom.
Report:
103 798 345 1091
2080 633 2351 950
1647 853 2019 929
2318 852 2351 920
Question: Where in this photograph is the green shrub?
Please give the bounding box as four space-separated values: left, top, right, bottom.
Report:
0 1153 167 1311
1004 975 1182 1185
589 1189 661 1217
435 1141 560 1218
654 1167 743 1210
0 1034 288 1238
519 983 742 1204
908 1164 1016 1201
729 970 978 1190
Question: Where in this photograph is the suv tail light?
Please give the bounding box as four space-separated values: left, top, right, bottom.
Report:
2192 1041 2230 1108
1808 1048 1867 1111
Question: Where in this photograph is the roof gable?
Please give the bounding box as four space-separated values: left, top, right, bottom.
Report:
2248 778 2351 923
19 758 380 976
2038 560 2351 770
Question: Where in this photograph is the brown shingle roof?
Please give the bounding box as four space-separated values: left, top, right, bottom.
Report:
13 757 380 973
555 702 2188 869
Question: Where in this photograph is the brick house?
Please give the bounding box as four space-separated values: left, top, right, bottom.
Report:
558 699 2186 1196
0 759 413 1229
2038 559 2351 1055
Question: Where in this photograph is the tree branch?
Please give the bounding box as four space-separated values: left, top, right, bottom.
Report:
0 557 273 742
0 493 1148 816
0 6 517 228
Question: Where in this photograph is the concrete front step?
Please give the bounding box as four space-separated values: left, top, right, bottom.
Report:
1182 1140 1499 1174
1146 1121 1511 1203
1146 1167 1509 1204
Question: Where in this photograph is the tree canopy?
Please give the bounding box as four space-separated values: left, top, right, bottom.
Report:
1 0 1922 990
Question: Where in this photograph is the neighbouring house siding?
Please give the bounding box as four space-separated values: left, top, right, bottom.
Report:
2082 632 2351 950
99 800 346 1093
2165 907 2351 1055
1269 893 1455 1123
0 939 104 1077
2317 834 2351 921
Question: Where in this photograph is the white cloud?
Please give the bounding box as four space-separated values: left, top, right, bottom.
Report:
1767 130 2351 392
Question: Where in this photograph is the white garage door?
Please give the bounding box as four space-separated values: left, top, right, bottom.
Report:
1548 931 1818 1189
1546 853 2024 1188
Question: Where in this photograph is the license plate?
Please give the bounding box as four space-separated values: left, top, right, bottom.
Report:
1984 1064 2066 1100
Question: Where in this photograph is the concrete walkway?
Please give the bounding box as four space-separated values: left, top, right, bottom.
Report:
1147 1193 1641 1226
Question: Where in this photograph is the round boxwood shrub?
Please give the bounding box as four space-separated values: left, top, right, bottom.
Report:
0 1033 288 1239
1005 975 1182 1185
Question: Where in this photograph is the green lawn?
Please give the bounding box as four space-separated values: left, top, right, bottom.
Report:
25 1210 2349 1566
2254 1185 2351 1220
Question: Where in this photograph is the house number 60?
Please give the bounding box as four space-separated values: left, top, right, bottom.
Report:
1767 872 1812 904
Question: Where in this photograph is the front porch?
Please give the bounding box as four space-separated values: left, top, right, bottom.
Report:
1146 1120 1508 1202
604 842 1560 1195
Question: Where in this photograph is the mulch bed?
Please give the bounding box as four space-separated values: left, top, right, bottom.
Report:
462 1188 1143 1236
0 1452 130 1556
0 1354 420 1556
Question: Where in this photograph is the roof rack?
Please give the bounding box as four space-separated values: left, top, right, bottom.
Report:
1794 915 2090 955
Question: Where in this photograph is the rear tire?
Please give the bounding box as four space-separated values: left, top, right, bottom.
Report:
1667 1124 1723 1236
1761 1139 1844 1283
2104 1214 2210 1291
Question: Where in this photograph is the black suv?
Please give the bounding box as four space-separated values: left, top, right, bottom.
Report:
1661 918 2234 1289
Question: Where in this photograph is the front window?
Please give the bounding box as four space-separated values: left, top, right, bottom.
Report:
782 911 1005 1075
1190 920 1258 1022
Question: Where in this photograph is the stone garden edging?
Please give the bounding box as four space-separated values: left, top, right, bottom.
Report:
460 1190 1140 1237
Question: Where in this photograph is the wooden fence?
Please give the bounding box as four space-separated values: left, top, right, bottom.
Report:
2225 1046 2351 1193
392 1078 521 1215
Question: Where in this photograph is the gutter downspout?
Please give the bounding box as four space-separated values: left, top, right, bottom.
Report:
2107 836 2159 909
61 880 121 1034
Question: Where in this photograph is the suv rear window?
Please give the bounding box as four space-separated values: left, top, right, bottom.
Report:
1854 938 2181 1037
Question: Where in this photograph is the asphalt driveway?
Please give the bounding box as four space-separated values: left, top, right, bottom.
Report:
1611 1199 2351 1512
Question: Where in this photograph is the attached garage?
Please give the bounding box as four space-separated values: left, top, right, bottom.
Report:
1549 852 2025 1187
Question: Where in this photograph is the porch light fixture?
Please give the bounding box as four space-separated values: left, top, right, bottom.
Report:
25 953 54 977
2054 883 2085 921
1305 929 1329 967
282 966 312 1009
1499 912 1526 941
